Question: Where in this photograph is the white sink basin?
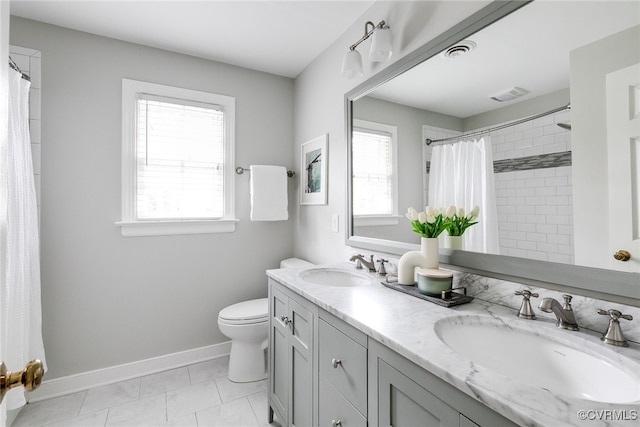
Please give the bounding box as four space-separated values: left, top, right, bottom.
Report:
298 268 373 287
435 316 640 403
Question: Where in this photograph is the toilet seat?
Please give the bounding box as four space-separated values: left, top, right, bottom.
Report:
218 298 268 325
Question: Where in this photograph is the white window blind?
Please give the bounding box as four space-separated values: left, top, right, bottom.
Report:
352 127 394 216
136 94 224 220
119 79 236 236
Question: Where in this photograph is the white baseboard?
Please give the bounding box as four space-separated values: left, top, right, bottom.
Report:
26 341 231 403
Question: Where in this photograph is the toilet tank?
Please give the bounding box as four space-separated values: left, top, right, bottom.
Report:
280 257 313 269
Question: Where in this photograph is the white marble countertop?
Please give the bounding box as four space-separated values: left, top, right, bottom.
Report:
267 263 640 427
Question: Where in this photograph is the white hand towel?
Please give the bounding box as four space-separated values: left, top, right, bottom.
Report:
250 165 289 221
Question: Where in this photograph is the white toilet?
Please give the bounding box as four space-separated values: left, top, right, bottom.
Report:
217 257 312 383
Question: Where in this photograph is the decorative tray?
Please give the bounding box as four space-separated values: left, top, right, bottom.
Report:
380 281 474 307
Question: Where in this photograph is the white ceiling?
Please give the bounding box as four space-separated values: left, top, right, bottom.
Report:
9 0 376 78
368 1 640 118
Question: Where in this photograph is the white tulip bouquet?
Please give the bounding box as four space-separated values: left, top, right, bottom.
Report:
405 206 449 238
446 205 480 237
405 205 480 238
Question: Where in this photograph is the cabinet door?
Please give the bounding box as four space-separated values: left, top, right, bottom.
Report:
269 286 289 423
290 298 314 427
378 360 459 427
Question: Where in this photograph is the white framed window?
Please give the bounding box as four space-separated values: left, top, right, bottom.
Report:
117 79 237 236
352 119 399 227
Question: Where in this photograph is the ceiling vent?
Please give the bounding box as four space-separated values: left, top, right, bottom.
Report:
443 40 477 59
490 87 529 102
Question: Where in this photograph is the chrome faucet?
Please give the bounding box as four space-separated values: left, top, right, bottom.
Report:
376 259 388 276
349 254 376 272
598 309 633 347
538 294 579 331
515 289 538 319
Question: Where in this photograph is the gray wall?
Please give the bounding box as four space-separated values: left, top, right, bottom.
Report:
293 0 491 264
10 17 295 379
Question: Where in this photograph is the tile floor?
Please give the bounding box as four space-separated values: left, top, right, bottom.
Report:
12 356 280 427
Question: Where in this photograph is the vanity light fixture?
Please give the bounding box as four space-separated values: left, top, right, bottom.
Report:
341 20 392 79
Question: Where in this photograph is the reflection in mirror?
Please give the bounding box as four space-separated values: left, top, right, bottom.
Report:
350 0 640 275
352 119 401 235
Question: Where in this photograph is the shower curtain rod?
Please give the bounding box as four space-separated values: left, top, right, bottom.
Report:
425 104 570 146
8 56 31 81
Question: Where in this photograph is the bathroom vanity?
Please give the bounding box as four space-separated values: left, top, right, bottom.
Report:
270 1 640 425
266 265 640 427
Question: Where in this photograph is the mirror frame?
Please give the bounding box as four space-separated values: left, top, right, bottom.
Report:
345 0 639 306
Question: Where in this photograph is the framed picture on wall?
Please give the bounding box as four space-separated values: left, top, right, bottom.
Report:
300 134 328 205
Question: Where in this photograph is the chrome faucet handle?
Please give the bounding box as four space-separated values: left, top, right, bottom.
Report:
515 290 539 298
377 259 388 276
515 290 539 319
598 309 633 347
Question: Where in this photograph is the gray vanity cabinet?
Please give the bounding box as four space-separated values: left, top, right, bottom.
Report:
378 359 460 426
368 340 518 427
460 415 482 427
268 279 316 427
318 313 368 427
268 276 519 427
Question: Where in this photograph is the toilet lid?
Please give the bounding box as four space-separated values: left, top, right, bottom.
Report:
219 298 268 323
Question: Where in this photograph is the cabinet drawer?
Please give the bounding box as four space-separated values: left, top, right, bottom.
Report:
319 376 367 427
319 319 367 414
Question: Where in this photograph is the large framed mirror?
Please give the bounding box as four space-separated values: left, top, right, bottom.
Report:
346 0 640 304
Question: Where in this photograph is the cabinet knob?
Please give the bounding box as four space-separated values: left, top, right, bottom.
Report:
331 420 342 427
280 315 292 326
331 358 342 369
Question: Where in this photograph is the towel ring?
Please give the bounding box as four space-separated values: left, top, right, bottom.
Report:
236 166 295 178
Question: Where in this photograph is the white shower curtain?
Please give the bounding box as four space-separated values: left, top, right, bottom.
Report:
2 69 47 410
428 137 500 254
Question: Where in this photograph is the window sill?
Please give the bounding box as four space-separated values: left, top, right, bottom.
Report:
116 219 239 237
353 215 401 227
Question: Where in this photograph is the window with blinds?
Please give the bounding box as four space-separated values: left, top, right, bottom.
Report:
136 95 224 220
119 79 236 236
352 125 396 216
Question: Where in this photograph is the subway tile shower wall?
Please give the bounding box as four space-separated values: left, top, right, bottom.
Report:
9 45 42 225
423 109 574 263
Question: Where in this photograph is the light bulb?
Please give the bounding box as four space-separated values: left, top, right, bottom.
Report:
341 49 363 79
370 27 392 62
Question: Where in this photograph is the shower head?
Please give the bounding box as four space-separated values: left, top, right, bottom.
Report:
557 123 571 130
